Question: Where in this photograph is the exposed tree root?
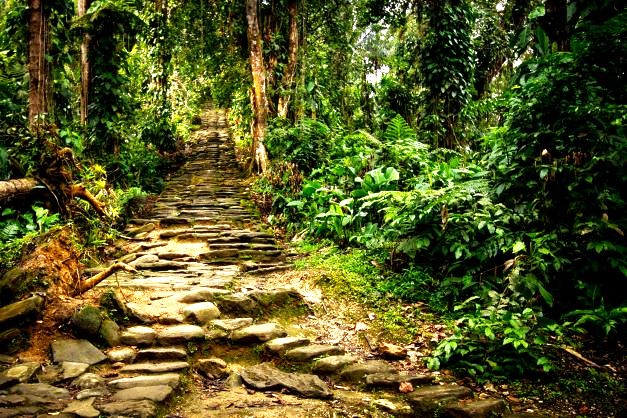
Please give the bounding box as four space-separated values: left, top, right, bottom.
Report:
73 262 137 296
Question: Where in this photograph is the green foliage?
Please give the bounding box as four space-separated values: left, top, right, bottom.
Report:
0 206 60 241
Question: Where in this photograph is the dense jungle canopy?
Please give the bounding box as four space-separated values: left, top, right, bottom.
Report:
0 0 625 386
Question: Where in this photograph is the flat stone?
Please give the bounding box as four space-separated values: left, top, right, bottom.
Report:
0 296 44 326
174 287 231 303
157 324 205 344
126 301 185 324
107 347 137 363
128 223 155 236
231 323 287 343
407 385 473 414
284 344 344 362
112 385 173 402
182 302 221 324
76 388 109 400
214 293 259 315
196 358 229 379
339 361 397 383
0 376 19 390
372 398 412 415
62 397 100 417
3 362 40 383
313 355 358 374
0 406 42 417
205 328 229 341
239 363 332 399
210 318 253 331
120 361 189 373
97 399 157 418
72 373 105 389
130 254 159 266
136 347 187 362
61 362 89 380
265 337 310 354
8 383 70 401
51 339 106 365
35 364 62 384
108 373 180 389
71 305 103 336
378 342 407 359
120 326 157 345
0 354 14 364
443 399 507 418
0 394 26 406
99 319 121 346
365 372 434 388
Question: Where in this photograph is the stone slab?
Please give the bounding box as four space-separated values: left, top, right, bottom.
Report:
112 385 173 402
230 323 287 343
108 373 180 389
284 344 344 362
51 339 106 366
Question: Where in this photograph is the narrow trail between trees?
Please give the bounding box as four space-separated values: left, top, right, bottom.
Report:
2 106 525 417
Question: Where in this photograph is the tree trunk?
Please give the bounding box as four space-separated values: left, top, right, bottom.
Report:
246 0 269 173
542 0 570 51
0 179 40 202
277 0 299 118
78 0 91 126
27 0 50 129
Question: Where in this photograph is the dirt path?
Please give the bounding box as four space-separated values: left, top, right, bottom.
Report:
0 106 526 417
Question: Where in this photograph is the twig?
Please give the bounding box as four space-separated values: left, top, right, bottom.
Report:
561 345 602 369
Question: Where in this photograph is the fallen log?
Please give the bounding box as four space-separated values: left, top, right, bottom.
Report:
73 262 137 295
0 178 40 201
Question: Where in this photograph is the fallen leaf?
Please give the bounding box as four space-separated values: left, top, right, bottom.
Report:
355 322 369 331
368 312 376 320
399 381 414 393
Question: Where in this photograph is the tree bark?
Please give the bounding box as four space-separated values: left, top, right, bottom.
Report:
277 0 299 118
0 179 40 202
78 0 91 126
246 0 269 173
27 0 50 129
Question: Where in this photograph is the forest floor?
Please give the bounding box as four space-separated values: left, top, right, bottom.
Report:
1 105 625 418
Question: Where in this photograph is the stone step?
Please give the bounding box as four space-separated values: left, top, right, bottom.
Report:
120 361 189 374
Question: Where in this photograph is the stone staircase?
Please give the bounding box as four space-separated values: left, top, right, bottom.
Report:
0 105 541 417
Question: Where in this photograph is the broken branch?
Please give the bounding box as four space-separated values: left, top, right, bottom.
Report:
73 262 137 296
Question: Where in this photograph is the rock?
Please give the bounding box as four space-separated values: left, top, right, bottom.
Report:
230 323 287 343
442 399 507 418
182 302 221 324
239 363 332 399
112 385 173 402
214 293 259 315
196 358 229 379
107 347 137 363
339 361 397 383
3 362 40 383
284 344 344 362
120 326 157 345
136 347 187 362
8 383 70 401
76 388 109 400
130 254 159 267
51 339 106 366
204 328 229 342
128 223 155 237
365 372 434 388
62 397 100 417
156 324 205 344
0 394 26 406
99 319 120 347
72 373 105 389
71 305 103 336
61 362 89 380
265 337 310 354
372 398 412 415
0 296 44 326
0 329 23 354
0 406 42 417
313 355 358 374
224 373 244 389
0 376 19 390
120 361 189 373
108 373 180 389
35 364 62 384
406 385 473 414
174 288 230 303
249 289 302 307
210 318 253 331
126 301 184 324
378 342 407 359
97 399 157 418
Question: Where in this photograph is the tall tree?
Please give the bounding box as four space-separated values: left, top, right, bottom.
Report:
277 0 299 118
78 0 91 126
27 0 50 129
246 0 269 173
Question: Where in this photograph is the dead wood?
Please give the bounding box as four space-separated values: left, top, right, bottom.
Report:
0 178 40 201
73 262 137 296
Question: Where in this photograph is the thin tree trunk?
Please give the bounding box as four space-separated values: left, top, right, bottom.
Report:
277 0 299 118
78 0 91 126
27 0 49 129
0 178 40 202
246 0 269 173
